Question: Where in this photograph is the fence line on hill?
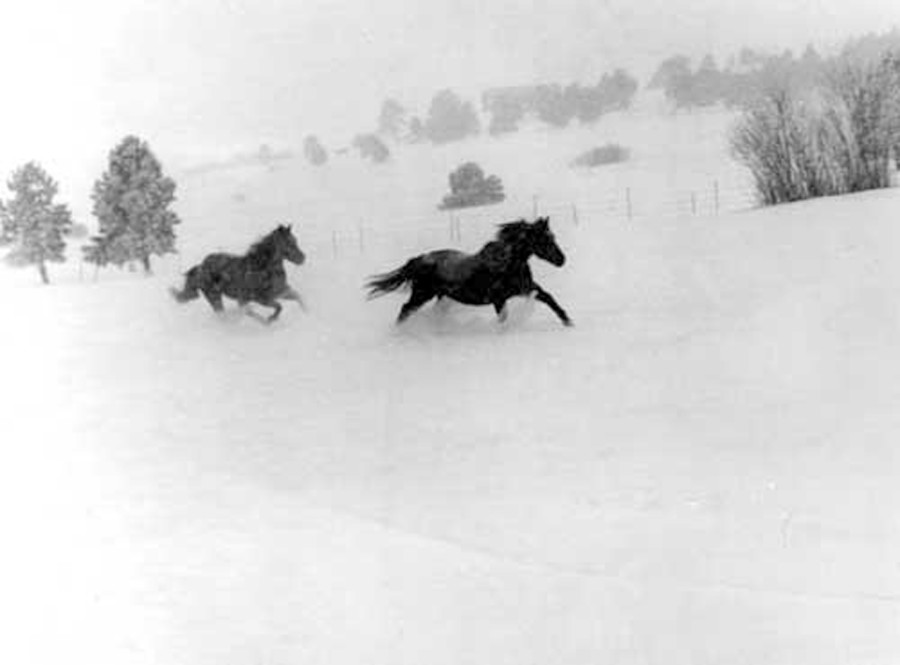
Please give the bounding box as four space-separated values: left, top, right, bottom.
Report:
314 178 759 260
68 178 760 281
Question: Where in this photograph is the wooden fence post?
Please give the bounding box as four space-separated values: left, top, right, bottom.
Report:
572 204 579 226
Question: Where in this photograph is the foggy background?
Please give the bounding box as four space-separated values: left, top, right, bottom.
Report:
1 0 898 218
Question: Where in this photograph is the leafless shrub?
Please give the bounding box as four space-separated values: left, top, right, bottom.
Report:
822 55 900 191
730 53 900 206
730 88 816 204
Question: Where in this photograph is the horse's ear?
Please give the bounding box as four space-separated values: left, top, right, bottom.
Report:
535 217 549 229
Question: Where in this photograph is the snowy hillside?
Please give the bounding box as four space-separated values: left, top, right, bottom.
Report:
2 107 900 665
165 106 754 264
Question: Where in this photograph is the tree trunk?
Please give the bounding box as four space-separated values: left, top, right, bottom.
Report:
141 253 152 275
37 260 49 284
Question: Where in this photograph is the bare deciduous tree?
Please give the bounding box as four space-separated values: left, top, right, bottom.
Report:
731 52 900 206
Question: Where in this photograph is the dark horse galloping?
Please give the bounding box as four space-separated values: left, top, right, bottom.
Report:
171 224 306 323
366 216 572 326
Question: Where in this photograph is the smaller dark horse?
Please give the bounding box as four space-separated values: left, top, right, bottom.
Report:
366 216 572 326
171 224 306 323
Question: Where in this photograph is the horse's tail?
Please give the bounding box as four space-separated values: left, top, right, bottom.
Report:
170 266 202 303
365 257 423 299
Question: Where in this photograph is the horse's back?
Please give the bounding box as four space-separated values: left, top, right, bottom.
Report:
421 249 480 283
196 252 239 273
422 242 533 304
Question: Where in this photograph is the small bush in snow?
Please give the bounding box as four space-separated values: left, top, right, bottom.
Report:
438 162 505 210
353 133 390 163
571 144 631 168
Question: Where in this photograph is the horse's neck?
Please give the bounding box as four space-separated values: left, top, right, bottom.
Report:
479 240 530 268
246 243 283 270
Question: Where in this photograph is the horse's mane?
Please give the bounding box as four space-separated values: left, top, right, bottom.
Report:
474 219 533 268
246 229 281 268
495 219 531 244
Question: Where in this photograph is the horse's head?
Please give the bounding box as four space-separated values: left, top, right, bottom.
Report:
275 224 306 265
528 217 566 267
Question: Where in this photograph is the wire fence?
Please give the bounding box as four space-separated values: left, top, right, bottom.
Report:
307 178 760 261
61 177 760 282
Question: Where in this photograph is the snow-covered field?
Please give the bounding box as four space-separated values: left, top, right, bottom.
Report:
2 108 900 665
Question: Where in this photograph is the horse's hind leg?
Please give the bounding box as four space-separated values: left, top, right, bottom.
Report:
533 285 573 326
397 284 435 323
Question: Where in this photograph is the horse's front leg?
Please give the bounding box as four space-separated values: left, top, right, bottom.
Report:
239 302 268 324
266 301 283 323
201 287 225 313
281 285 307 311
533 285 572 326
243 298 282 324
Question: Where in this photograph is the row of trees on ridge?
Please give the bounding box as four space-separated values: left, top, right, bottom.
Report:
373 69 639 147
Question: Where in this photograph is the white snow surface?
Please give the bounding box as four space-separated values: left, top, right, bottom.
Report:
2 113 900 664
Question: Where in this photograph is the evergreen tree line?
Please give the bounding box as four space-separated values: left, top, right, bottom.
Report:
649 30 900 111
308 32 900 168
0 136 180 283
481 70 639 135
377 90 481 145
649 48 827 110
304 90 484 166
370 69 640 148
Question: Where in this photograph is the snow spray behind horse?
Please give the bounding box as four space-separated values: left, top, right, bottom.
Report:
366 217 572 326
171 224 306 323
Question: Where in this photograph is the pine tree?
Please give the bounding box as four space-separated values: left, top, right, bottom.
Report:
352 133 390 163
378 98 407 139
0 199 12 245
648 55 691 90
2 162 73 284
303 135 328 166
424 90 481 144
88 136 180 274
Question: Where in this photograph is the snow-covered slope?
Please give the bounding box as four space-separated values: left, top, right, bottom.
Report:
2 110 900 665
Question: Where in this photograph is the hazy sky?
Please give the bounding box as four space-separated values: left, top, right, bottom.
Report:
0 0 898 214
